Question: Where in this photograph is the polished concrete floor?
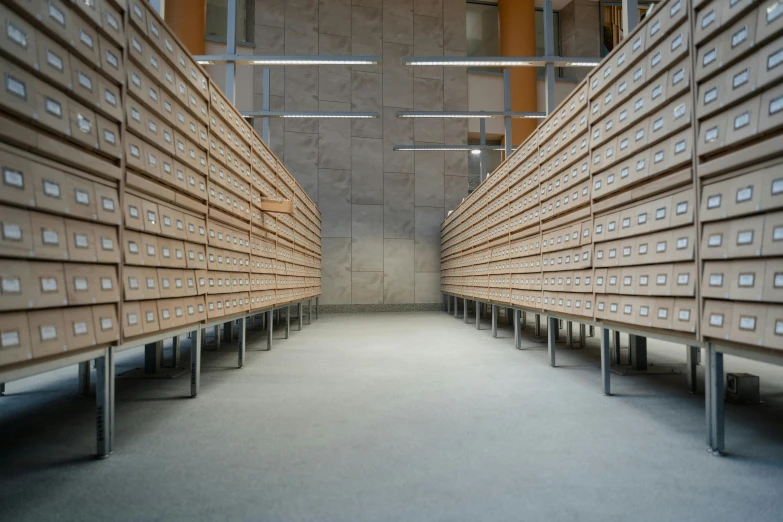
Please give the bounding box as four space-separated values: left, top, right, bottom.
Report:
1 311 782 521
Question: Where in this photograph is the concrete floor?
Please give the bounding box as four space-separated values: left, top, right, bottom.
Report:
1 311 782 521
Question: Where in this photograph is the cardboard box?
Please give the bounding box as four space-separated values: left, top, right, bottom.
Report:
124 265 159 300
0 148 36 208
759 83 783 135
65 263 118 305
0 260 34 310
63 306 96 350
100 0 125 47
0 311 32 366
0 4 39 67
97 75 123 122
92 303 119 344
67 98 100 150
28 308 67 358
30 211 68 260
729 259 766 301
98 36 124 86
122 301 143 338
762 210 783 256
0 56 38 121
139 299 160 334
94 182 121 225
651 297 675 330
702 299 733 340
731 302 767 345
731 214 764 257
0 204 32 258
36 31 72 91
725 95 761 148
34 79 72 137
65 218 97 262
673 298 697 333
64 173 97 221
763 303 783 349
702 261 733 299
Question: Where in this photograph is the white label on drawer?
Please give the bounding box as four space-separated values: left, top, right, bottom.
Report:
610 304 618 313
707 194 722 209
73 321 88 336
98 316 112 331
705 87 719 105
608 221 616 231
709 313 723 327
105 50 118 69
775 273 783 287
708 233 723 246
771 95 783 115
77 114 92 134
636 159 646 171
146 278 156 289
2 223 21 240
40 325 57 341
146 245 155 256
1 331 20 347
5 74 26 99
768 2 783 23
652 118 664 132
737 231 754 244
44 97 62 117
620 109 628 122
41 228 61 245
623 304 632 315
100 237 114 251
635 98 645 111
103 129 117 144
658 308 669 319
735 186 753 203
633 37 642 51
738 273 755 287
677 237 688 249
651 52 662 67
774 226 783 241
74 233 88 248
639 243 649 255
48 4 65 25
676 202 688 215
7 21 29 49
47 50 64 72
709 274 724 286
75 189 90 205
703 48 717 66
128 241 139 254
3 167 23 188
127 276 138 290
733 69 749 89
671 34 683 52
131 72 141 88
100 277 113 290
732 26 748 48
734 111 750 129
104 89 117 107
127 313 138 326
609 249 617 258
656 241 667 253
2 277 20 293
739 316 756 330
654 151 665 163
147 311 157 322
705 127 719 142
679 310 690 321
702 9 715 28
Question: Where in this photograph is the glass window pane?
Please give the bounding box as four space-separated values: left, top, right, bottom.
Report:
206 0 252 43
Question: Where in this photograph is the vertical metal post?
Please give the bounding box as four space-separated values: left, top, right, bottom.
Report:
491 304 498 338
514 309 521 349
600 328 611 395
630 335 648 370
215 324 221 349
0 382 5 396
476 300 481 329
566 321 573 348
464 298 469 322
707 346 724 454
191 328 201 397
446 294 451 314
307 299 312 324
285 306 290 339
145 341 163 373
590 325 594 337
479 118 488 182
613 330 621 364
547 316 557 367
503 68 512 157
579 323 586 348
535 314 541 336
262 67 271 143
78 361 90 397
267 310 273 350
543 0 556 115
96 349 110 458
315 297 319 319
238 317 246 368
172 335 181 367
225 0 237 104
453 296 458 317
225 321 234 341
521 311 526 330
622 0 640 36
687 346 699 394
298 302 303 331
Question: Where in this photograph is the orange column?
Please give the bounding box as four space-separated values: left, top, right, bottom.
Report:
164 0 206 55
498 0 538 145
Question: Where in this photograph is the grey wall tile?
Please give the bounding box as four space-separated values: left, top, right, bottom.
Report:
444 118 467 175
318 34 352 103
382 106 414 173
285 0 318 54
414 206 443 272
351 71 383 138
413 14 443 80
415 271 441 303
351 137 383 204
382 42 414 108
322 237 352 304
443 50 467 110
414 149 444 207
383 0 413 45
319 0 352 37
253 25 285 96
352 6 383 73
413 0 442 17
353 0 382 8
352 271 383 303
413 78 444 143
351 204 383 271
318 169 352 237
383 238 414 303
445 175 468 212
319 101 351 170
383 172 414 238
257 0 285 28
284 132 319 201
284 67 319 134
442 0 466 51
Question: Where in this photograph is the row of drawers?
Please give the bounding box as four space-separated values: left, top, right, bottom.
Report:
0 303 119 366
594 225 695 267
595 295 697 333
594 188 694 242
124 230 205 269
123 295 206 339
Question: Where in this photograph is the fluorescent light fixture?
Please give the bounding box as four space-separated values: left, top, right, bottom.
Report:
242 111 379 119
393 145 513 152
470 150 482 155
401 56 602 68
396 110 545 119
194 55 381 66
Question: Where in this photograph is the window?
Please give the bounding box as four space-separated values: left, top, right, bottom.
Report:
206 0 254 45
468 138 503 192
600 1 657 56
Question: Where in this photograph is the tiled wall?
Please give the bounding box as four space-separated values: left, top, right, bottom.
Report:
253 0 469 305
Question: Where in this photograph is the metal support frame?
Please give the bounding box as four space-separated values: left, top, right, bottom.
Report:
629 334 648 370
285 306 291 339
262 67 270 143
705 346 724 454
191 327 201 398
298 302 303 331
464 298 469 323
225 0 237 103
535 314 541 336
566 321 573 348
78 361 90 397
547 316 557 367
267 310 273 350
543 0 556 115
238 317 246 368
503 68 512 157
491 304 498 338
579 323 586 348
95 347 114 458
687 346 699 394
315 297 319 319
453 296 458 317
613 330 621 364
225 320 234 342
446 294 451 314
514 309 521 349
600 328 611 395
479 118 488 182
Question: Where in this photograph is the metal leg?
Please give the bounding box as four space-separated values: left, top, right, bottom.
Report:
706 346 725 454
285 306 290 339
307 299 312 324
590 325 594 337
446 294 451 314
315 297 319 319
215 325 221 349
267 310 273 350
491 305 498 338
521 311 526 330
476 300 480 329
453 296 458 317
191 327 201 398
0 382 5 396
238 317 246 368
78 361 90 397
172 335 181 367
600 327 611 395
514 309 521 350
144 341 163 373
613 330 621 364
579 324 586 348
535 314 541 336
687 346 699 394
630 335 648 370
547 316 557 367
566 321 573 348
95 348 111 458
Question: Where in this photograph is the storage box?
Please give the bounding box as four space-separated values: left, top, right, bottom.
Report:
0 311 32 366
28 308 67 358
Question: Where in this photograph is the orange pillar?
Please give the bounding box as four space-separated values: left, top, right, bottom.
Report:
164 0 206 55
498 0 538 145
